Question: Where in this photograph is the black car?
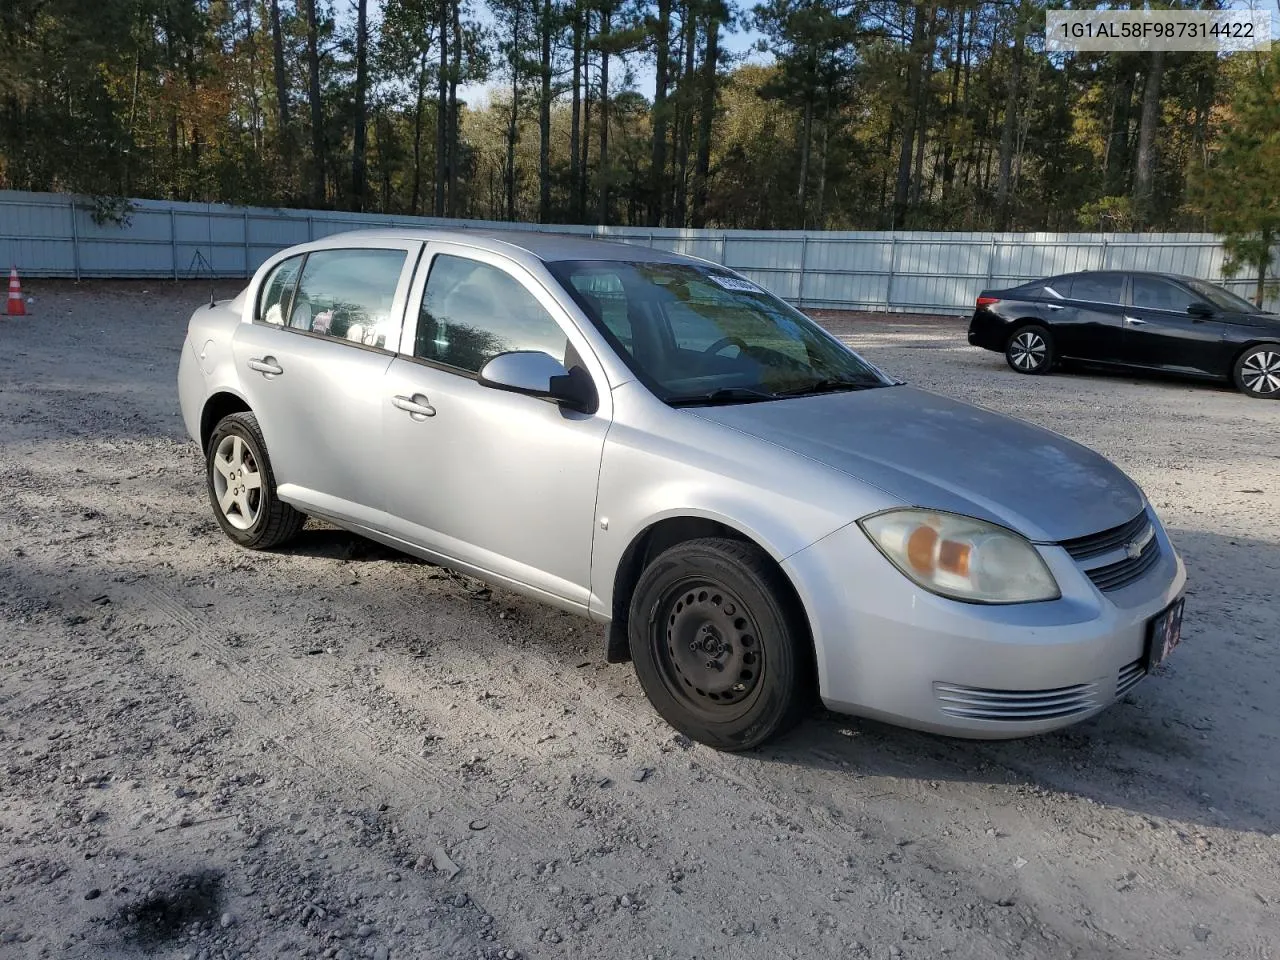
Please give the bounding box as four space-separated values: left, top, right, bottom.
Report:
967 270 1280 399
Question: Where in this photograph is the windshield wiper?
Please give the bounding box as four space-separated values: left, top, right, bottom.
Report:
666 386 779 407
772 377 880 398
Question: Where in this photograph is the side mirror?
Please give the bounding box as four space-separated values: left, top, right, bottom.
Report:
477 351 598 414
1186 302 1213 320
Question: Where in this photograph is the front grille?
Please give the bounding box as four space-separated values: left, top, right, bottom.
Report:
1116 658 1147 697
933 680 1100 721
1058 510 1162 592
1083 536 1161 591
1060 511 1151 561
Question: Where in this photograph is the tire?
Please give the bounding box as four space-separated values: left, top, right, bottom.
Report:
205 411 306 549
1005 324 1054 374
1233 344 1280 400
627 538 814 751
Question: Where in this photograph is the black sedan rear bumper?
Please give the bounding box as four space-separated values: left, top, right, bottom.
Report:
967 309 1008 352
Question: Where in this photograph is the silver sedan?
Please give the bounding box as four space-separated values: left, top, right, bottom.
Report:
177 229 1187 750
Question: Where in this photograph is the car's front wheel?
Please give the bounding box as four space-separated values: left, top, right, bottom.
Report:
1005 324 1054 374
206 411 306 548
1234 345 1280 399
628 538 813 751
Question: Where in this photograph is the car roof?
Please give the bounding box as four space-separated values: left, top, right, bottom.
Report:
314 227 699 265
1053 270 1197 283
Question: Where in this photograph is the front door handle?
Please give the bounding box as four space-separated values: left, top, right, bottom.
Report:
247 356 284 376
1123 316 1147 325
392 393 436 419
1044 303 1064 311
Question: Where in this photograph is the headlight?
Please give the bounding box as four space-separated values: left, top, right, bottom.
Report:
859 509 1060 604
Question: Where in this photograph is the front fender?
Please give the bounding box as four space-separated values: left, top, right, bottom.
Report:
588 398 900 620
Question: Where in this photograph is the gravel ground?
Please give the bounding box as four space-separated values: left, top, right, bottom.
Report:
1 280 1278 960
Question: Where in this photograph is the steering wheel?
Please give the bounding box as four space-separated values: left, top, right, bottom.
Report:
704 336 748 356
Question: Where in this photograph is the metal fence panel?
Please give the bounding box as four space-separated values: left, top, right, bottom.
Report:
2 189 1276 313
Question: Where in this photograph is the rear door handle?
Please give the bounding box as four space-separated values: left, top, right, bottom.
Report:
247 356 284 376
1123 316 1147 325
1044 303 1064 311
392 393 436 419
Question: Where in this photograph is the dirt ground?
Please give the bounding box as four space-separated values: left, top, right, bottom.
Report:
1 280 1278 960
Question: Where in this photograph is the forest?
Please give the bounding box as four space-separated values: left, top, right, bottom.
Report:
1 0 1277 256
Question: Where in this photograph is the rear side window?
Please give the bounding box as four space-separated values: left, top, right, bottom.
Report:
415 255 567 374
259 255 305 325
289 248 407 348
1131 276 1195 312
1069 274 1123 304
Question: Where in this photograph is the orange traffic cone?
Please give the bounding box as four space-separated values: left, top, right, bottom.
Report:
7 267 26 316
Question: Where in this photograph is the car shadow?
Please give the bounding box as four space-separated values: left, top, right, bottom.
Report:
752 522 1280 835
259 521 1280 836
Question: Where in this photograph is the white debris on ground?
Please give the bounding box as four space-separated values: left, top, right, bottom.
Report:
1 281 1278 959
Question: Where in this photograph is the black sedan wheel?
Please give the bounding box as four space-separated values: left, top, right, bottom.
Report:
1234 345 1280 399
1005 325 1054 374
628 538 813 751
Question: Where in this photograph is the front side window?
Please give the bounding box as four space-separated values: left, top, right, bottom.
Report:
1131 276 1195 313
1185 278 1258 313
287 248 407 348
1069 274 1124 304
415 254 567 373
549 260 891 404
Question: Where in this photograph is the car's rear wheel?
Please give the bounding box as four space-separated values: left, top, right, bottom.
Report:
628 538 813 751
206 411 305 548
1006 324 1054 374
1234 345 1280 399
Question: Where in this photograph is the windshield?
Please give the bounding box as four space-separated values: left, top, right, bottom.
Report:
547 260 892 404
1184 278 1259 313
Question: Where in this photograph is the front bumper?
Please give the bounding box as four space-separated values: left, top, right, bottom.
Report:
783 517 1186 738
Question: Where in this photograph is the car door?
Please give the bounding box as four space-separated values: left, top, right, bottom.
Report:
231 243 419 525
1123 275 1228 376
378 244 612 610
1056 272 1129 362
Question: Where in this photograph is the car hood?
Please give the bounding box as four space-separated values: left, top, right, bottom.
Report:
691 386 1145 543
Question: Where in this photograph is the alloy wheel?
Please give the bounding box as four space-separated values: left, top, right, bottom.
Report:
1010 331 1047 371
1241 350 1280 396
211 434 263 530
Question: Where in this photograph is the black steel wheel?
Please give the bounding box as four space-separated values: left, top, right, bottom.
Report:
628 538 813 751
1005 324 1054 374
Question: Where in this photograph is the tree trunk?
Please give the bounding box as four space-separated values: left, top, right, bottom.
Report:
570 4 584 220
243 0 262 152
304 0 325 206
539 0 552 223
941 3 964 195
506 16 520 223
797 98 813 227
598 3 611 226
435 1 448 217
691 10 718 229
1256 228 1272 307
269 0 290 191
1133 48 1164 228
893 1 926 227
411 52 426 215
448 0 461 216
910 8 934 209
649 0 671 226
996 14 1025 229
352 0 368 211
814 101 829 227
674 7 696 226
